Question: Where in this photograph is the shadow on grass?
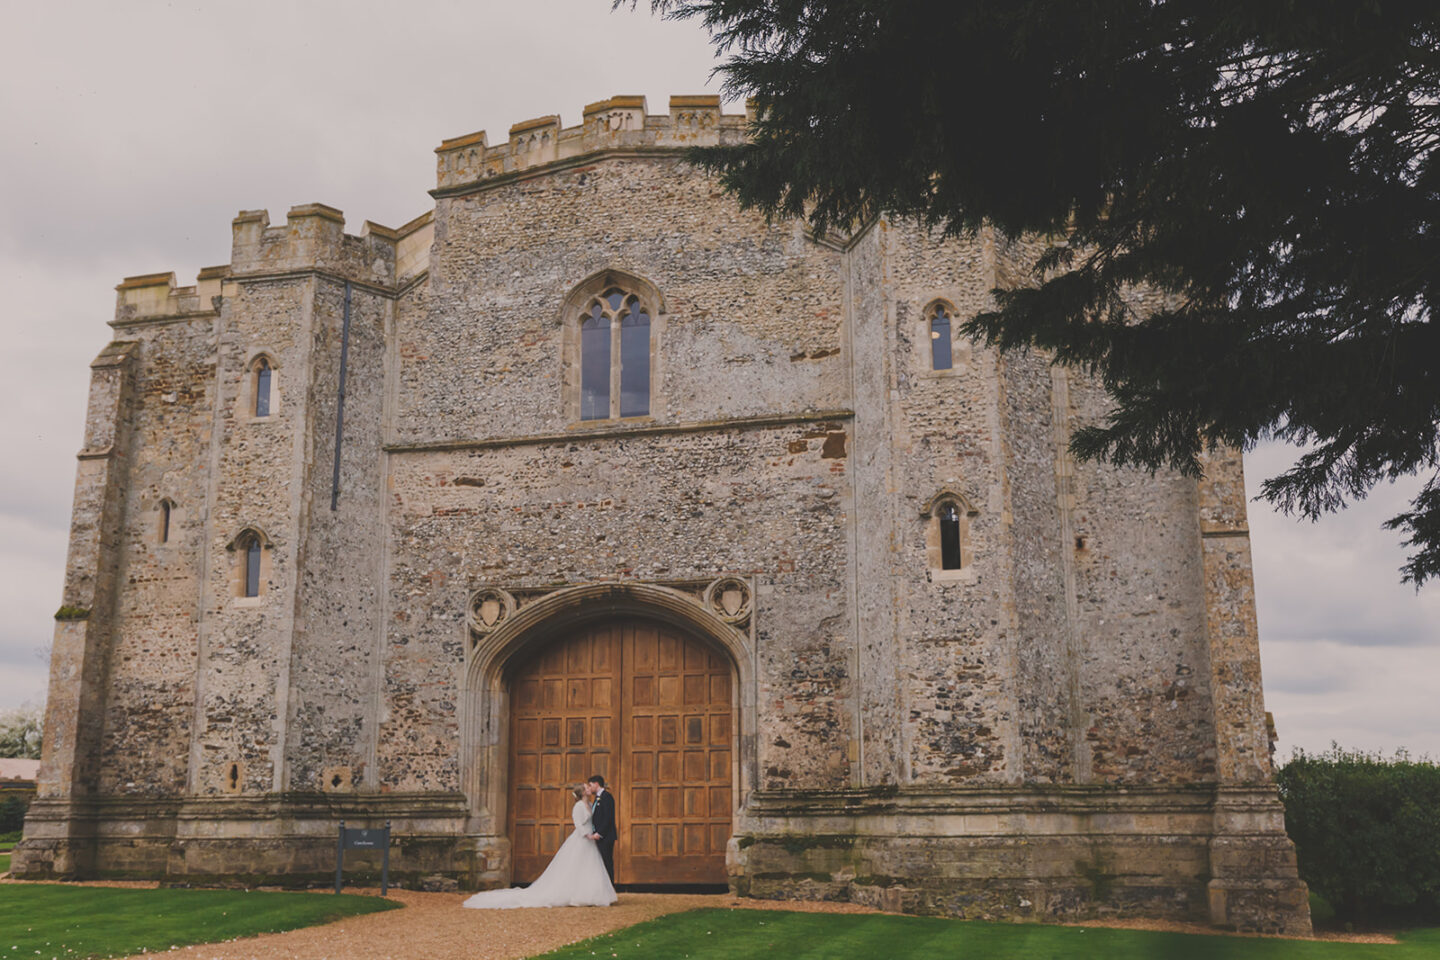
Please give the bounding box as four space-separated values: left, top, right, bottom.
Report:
0 885 399 959
537 909 1440 960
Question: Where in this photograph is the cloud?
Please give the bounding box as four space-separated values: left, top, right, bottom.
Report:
1245 440 1440 756
0 512 64 710
1245 441 1440 651
1262 639 1440 759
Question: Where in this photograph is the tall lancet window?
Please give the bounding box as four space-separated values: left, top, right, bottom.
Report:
580 302 612 420
579 286 651 420
159 500 172 544
618 293 651 417
243 534 262 597
254 358 273 417
929 303 953 371
939 502 963 570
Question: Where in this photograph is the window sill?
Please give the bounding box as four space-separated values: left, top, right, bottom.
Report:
231 596 265 608
928 567 977 585
570 414 657 429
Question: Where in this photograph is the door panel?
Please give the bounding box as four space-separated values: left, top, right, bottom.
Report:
507 618 733 885
509 624 620 883
619 622 734 884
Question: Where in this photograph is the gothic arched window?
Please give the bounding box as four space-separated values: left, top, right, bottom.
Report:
254 357 273 418
928 302 954 371
159 499 173 544
922 489 979 578
939 502 963 570
579 287 651 420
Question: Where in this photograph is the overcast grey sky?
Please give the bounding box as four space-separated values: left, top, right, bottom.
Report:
2 0 1435 759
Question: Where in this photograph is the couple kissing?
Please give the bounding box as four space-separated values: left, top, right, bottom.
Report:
462 775 618 909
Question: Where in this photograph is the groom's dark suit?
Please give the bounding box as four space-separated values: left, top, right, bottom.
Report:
591 788 617 882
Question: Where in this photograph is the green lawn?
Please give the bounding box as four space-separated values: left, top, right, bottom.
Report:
538 909 1440 960
0 885 399 959
0 840 13 875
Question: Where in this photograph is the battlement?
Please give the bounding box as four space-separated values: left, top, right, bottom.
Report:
112 205 434 323
434 94 752 192
230 204 432 285
113 267 229 325
108 94 746 314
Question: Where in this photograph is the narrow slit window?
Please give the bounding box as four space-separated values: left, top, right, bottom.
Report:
618 295 651 417
939 503 963 570
930 304 953 371
254 359 272 417
159 500 171 543
244 536 262 597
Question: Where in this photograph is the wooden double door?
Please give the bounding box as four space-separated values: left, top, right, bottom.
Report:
508 619 734 884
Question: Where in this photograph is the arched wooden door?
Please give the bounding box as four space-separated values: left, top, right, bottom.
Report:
508 619 734 885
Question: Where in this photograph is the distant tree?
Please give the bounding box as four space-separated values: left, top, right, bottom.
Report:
0 705 43 760
635 1 1440 583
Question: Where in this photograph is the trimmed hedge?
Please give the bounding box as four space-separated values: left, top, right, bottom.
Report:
1277 746 1440 927
0 796 28 835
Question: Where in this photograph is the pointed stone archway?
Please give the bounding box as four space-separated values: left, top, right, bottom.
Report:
460 581 757 887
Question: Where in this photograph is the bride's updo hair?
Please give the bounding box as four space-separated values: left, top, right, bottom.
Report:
571 784 585 800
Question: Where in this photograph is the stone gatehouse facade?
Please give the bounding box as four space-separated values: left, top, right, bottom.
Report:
15 95 1310 933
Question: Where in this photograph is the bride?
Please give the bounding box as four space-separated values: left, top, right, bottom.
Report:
462 785 617 908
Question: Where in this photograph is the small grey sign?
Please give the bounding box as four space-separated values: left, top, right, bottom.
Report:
335 820 391 895
344 828 384 849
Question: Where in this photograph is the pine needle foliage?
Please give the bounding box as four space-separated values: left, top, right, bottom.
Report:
631 0 1440 583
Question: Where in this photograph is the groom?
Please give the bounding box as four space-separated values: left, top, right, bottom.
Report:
586 774 617 883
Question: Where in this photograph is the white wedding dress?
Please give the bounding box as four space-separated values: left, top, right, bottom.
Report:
462 798 616 908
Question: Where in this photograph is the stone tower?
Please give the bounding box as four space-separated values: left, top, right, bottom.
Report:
14 95 1309 933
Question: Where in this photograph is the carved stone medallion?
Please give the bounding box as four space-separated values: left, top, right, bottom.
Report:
467 587 516 640
703 576 752 627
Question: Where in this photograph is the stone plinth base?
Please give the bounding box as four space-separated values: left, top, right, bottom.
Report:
14 783 1310 935
1205 788 1312 936
11 792 479 887
729 784 1311 935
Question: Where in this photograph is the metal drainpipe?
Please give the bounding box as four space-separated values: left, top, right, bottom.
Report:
331 280 352 511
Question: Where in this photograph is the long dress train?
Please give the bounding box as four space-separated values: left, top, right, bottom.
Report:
461 798 617 908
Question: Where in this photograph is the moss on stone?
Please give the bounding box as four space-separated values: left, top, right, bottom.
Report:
1075 859 1116 901
54 605 91 621
853 875 902 888
772 835 856 855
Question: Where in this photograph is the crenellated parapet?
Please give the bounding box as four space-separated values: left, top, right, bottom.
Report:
230 204 403 285
111 205 435 318
433 94 751 193
113 268 228 325
227 205 432 286
109 94 742 308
